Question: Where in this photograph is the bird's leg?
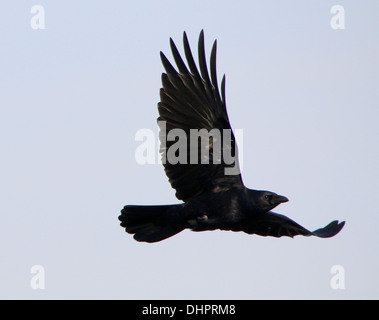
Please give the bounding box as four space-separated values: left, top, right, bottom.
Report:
197 214 208 222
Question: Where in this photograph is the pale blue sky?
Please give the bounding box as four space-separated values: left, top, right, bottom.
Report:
1 1 378 299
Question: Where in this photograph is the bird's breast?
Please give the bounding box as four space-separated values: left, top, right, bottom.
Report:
183 190 246 231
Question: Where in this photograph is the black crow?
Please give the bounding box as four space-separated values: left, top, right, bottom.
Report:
119 30 345 243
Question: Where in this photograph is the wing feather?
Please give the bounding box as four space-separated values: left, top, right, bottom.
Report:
243 212 346 238
158 30 243 202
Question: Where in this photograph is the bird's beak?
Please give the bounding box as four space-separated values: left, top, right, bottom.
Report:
271 194 289 205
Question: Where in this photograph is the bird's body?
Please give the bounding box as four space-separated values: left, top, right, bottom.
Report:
186 187 247 231
119 30 345 243
121 188 255 242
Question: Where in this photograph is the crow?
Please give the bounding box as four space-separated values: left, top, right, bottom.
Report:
119 30 345 243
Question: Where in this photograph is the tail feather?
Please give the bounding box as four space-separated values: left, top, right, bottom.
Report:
119 204 184 243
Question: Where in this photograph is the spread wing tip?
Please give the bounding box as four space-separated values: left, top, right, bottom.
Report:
312 220 346 238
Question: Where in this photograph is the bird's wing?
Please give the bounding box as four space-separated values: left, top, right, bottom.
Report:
243 212 345 238
158 30 244 202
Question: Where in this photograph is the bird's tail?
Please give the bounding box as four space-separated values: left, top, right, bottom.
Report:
119 204 185 243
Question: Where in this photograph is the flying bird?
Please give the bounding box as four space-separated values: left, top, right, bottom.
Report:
119 30 345 243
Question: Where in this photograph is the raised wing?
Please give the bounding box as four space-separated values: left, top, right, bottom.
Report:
158 30 244 202
243 212 346 238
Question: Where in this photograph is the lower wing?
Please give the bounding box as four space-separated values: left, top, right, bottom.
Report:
243 211 345 238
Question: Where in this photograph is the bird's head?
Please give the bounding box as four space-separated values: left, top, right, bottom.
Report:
250 190 289 213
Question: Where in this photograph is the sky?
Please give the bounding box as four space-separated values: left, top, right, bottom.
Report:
0 1 378 299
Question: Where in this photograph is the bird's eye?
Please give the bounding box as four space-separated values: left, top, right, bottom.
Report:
264 195 271 201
